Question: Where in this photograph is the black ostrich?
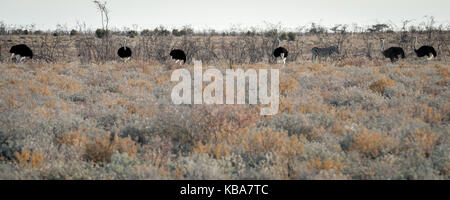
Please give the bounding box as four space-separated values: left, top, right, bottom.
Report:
10 44 33 63
414 36 437 63
273 47 288 64
117 46 132 62
117 40 132 62
380 39 405 63
170 49 186 65
273 39 288 64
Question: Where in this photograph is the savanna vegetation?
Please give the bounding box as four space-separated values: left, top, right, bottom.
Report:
0 18 449 179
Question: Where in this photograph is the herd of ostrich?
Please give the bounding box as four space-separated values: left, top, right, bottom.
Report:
7 36 437 65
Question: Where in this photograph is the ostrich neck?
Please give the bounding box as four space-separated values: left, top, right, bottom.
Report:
381 40 384 52
414 38 417 51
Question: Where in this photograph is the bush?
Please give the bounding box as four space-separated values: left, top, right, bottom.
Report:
288 32 296 41
84 133 138 163
280 32 289 41
70 29 78 36
127 30 138 38
140 29 152 36
264 29 278 37
369 77 396 95
346 127 395 159
33 30 44 35
95 29 110 38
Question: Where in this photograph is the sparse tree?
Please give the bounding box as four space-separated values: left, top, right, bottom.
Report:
93 0 110 33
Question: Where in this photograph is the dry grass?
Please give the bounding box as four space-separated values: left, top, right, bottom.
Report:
348 127 394 158
369 77 396 94
0 60 448 180
14 149 45 168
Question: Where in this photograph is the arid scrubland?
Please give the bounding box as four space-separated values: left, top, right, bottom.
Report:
0 59 448 180
0 29 449 179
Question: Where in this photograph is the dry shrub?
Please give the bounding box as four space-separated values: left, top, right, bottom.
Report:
321 70 347 78
307 157 342 173
297 103 332 114
279 77 298 96
334 107 353 122
141 136 174 169
56 130 87 146
437 76 449 86
189 105 259 144
369 77 396 94
127 79 152 90
54 78 83 93
423 105 442 125
403 129 440 157
279 97 294 114
348 128 393 158
84 133 138 163
34 106 52 119
435 64 449 77
126 104 138 114
308 63 325 72
6 94 19 108
156 74 170 84
57 130 139 163
331 122 348 136
193 129 304 160
336 57 371 67
36 71 51 84
14 149 45 168
28 85 52 96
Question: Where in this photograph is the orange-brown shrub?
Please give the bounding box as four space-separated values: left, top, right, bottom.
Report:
423 105 443 125
403 129 440 157
56 130 87 146
127 79 152 90
279 98 294 114
14 149 45 168
348 128 393 158
307 157 342 173
435 64 449 77
279 77 298 96
28 85 53 96
84 133 138 163
188 105 259 143
193 129 304 160
297 103 332 114
369 77 396 94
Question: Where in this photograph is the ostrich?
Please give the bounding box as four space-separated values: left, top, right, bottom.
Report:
380 39 405 63
414 36 437 63
273 39 288 64
170 49 186 65
311 45 340 62
9 44 33 63
117 40 132 63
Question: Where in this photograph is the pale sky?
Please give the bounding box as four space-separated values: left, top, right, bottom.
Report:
0 0 449 31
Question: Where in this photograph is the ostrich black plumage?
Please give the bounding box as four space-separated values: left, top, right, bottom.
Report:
10 44 33 63
380 39 405 63
170 49 186 65
117 46 132 62
273 39 288 64
414 37 437 63
117 40 132 62
273 47 289 63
